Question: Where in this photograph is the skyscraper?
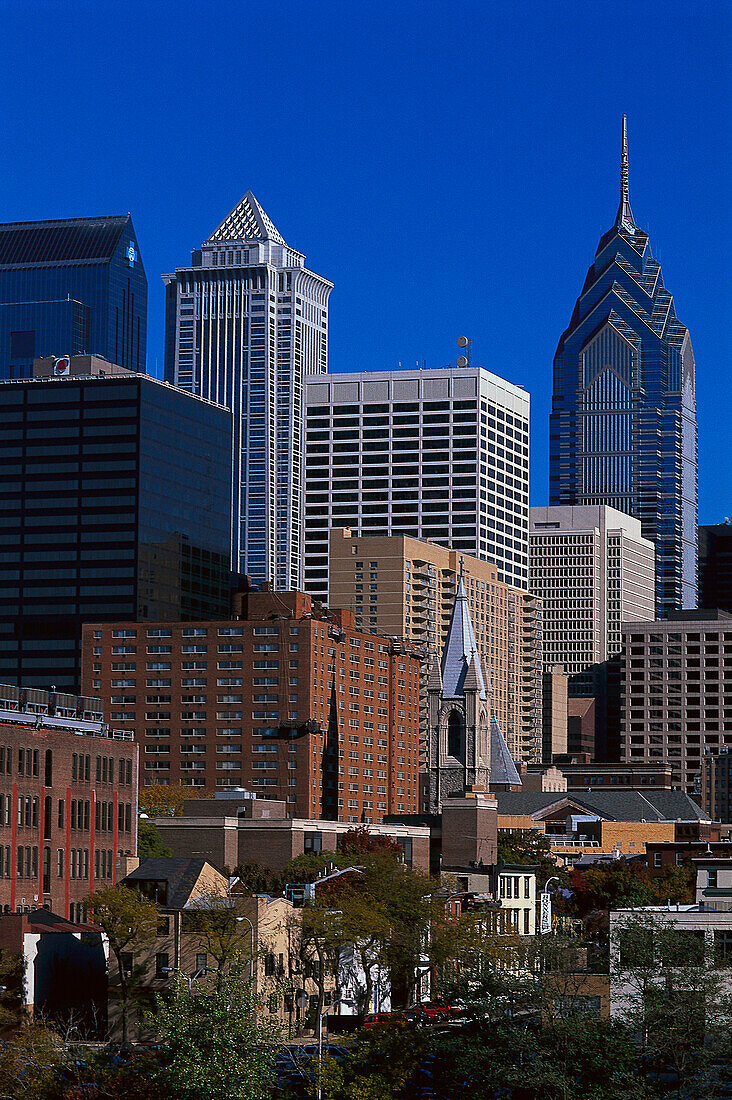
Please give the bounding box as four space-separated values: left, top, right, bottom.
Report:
304 365 530 597
0 214 147 378
549 118 698 617
163 193 333 588
0 363 232 692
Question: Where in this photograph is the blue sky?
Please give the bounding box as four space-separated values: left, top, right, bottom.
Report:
1 0 730 522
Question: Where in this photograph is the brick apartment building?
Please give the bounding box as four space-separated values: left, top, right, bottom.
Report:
0 684 138 920
81 590 420 823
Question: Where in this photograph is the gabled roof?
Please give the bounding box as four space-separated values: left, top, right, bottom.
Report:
207 191 286 245
495 789 708 824
123 857 215 909
490 716 522 787
0 215 132 267
441 577 486 699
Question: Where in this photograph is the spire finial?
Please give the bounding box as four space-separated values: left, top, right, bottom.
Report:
616 114 636 231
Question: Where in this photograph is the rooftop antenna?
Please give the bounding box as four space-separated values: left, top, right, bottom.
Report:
456 335 472 368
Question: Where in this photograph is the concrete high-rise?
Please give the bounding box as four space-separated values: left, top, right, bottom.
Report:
549 118 698 617
620 610 732 794
530 505 655 686
328 527 542 765
304 366 530 598
0 214 147 378
163 193 332 589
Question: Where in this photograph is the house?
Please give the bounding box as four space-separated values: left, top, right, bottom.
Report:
0 909 107 1035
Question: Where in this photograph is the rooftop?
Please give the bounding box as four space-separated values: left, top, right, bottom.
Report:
0 214 134 268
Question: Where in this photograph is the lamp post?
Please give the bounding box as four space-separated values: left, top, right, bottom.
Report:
317 995 352 1100
235 915 255 981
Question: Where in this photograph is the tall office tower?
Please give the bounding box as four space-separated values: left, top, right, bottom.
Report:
530 506 655 684
304 366 530 598
530 505 655 759
620 610 732 794
0 215 147 378
163 193 333 588
0 359 232 692
329 527 542 765
549 118 698 617
699 522 732 613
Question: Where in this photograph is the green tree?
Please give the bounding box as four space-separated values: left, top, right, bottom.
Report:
88 882 159 1046
0 1020 66 1100
184 893 255 987
137 819 172 858
498 829 565 890
151 965 281 1100
612 912 732 1091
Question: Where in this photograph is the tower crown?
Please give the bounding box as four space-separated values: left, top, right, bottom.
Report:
441 576 486 699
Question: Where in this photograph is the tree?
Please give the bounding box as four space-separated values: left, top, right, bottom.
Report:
232 859 281 895
151 964 281 1100
88 883 160 1046
138 819 172 858
498 829 566 890
611 912 732 1090
184 893 254 987
339 826 403 862
139 783 209 818
570 860 694 920
0 1020 66 1100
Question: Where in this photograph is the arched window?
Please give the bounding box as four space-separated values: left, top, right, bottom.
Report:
447 711 463 759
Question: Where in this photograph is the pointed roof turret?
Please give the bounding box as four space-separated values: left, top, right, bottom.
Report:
427 652 443 692
207 191 286 245
615 115 636 232
441 577 486 700
490 715 522 787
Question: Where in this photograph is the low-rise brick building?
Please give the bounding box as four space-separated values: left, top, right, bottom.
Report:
0 684 138 920
82 590 421 823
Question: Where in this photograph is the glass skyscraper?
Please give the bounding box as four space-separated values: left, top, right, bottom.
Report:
0 215 147 378
550 118 698 616
0 370 232 692
163 193 332 588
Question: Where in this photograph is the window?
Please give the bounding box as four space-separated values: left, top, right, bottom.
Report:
715 931 732 967
195 952 207 973
155 952 170 979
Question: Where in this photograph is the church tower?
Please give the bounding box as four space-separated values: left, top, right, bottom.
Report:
428 575 521 812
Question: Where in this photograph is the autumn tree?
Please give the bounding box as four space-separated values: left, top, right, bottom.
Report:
88 882 159 1046
139 783 210 818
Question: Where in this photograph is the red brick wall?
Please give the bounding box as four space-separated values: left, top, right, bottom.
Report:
81 595 420 824
0 719 137 919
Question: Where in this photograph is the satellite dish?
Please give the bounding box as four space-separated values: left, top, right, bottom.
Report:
456 336 469 348
456 355 468 368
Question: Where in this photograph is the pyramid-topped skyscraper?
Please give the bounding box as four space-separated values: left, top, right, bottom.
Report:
549 118 698 616
163 193 333 589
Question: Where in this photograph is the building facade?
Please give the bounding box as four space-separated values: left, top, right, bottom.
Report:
699 522 732 614
163 192 332 589
549 118 698 617
530 505 655 686
620 610 732 793
304 365 531 599
542 665 568 763
81 590 420 823
701 748 732 823
0 368 232 693
328 528 542 764
0 214 146 378
0 683 137 920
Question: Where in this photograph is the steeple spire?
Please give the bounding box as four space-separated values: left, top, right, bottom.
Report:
615 114 636 231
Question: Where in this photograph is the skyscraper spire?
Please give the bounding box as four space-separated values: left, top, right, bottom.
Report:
616 114 636 231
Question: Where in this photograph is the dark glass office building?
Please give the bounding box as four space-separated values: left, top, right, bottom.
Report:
549 119 698 617
0 215 147 378
0 372 233 691
699 522 732 613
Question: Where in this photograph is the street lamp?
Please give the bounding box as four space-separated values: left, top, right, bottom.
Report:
236 915 255 981
317 995 353 1100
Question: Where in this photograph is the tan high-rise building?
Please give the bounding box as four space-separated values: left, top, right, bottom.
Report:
328 528 542 767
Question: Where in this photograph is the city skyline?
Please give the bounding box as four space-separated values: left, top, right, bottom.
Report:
0 1 728 526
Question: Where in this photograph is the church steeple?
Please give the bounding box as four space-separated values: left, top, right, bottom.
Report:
615 114 636 232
